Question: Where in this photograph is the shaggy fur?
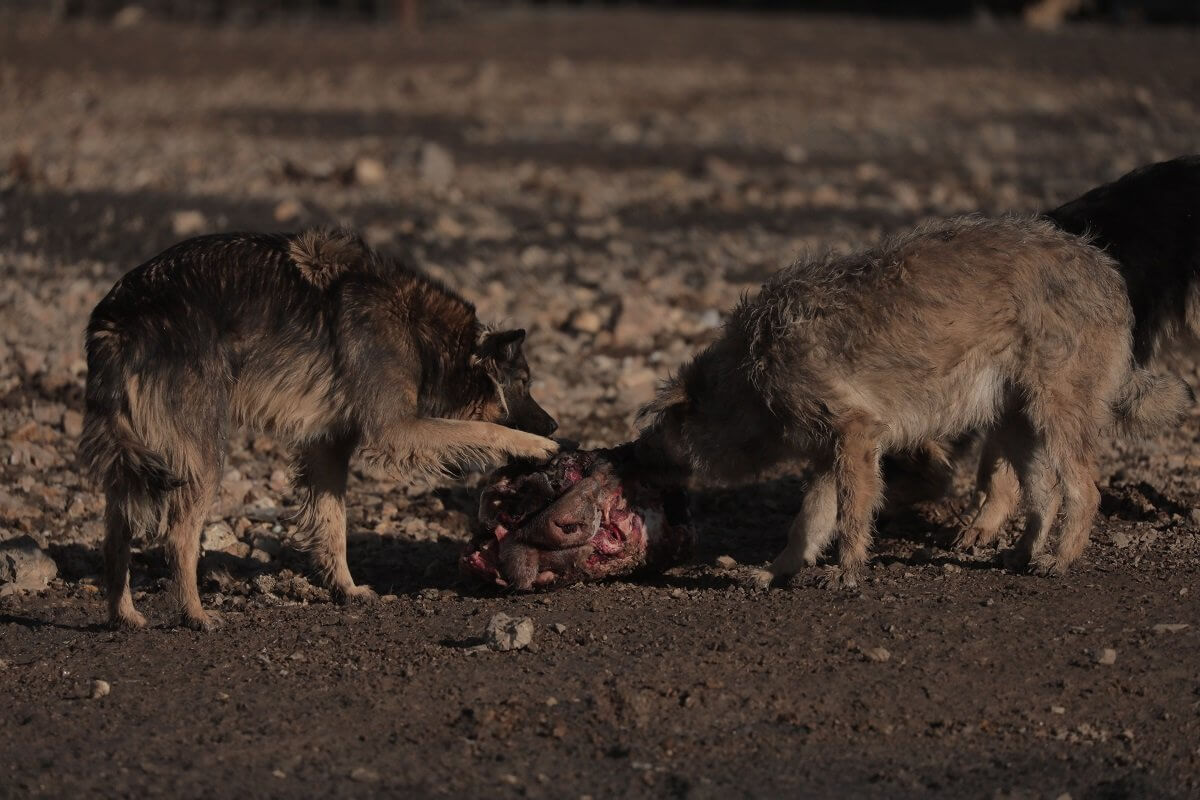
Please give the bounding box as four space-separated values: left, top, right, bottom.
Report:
638 216 1188 587
908 156 1200 550
81 229 558 631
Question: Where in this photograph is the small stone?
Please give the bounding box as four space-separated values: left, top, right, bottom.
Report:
273 199 303 223
715 555 737 570
1112 532 1132 548
111 5 146 28
1050 705 1066 715
62 410 84 438
701 155 745 186
249 548 272 565
1095 648 1117 665
1189 508 1200 527
551 623 567 635
864 646 891 663
0 536 58 593
941 563 961 574
353 157 386 186
171 209 208 237
484 612 534 652
349 767 380 783
567 309 604 335
418 142 455 190
519 245 549 269
432 214 465 239
782 144 808 164
89 679 111 699
1152 623 1189 634
380 594 398 603
200 522 237 553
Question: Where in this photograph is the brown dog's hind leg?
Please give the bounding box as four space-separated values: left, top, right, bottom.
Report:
164 470 222 631
293 435 375 603
822 414 884 590
103 500 146 629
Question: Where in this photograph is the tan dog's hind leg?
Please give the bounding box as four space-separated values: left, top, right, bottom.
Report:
1003 439 1062 572
294 436 374 602
957 417 1026 550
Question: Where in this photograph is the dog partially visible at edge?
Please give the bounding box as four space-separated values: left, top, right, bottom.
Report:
81 228 559 631
889 155 1200 549
636 216 1189 588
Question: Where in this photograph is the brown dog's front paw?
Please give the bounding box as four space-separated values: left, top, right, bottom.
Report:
181 609 224 632
518 434 559 462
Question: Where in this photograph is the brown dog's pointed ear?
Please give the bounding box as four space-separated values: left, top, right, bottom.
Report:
476 328 526 364
636 378 688 427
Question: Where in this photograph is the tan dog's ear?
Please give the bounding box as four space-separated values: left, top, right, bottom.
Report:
636 377 688 427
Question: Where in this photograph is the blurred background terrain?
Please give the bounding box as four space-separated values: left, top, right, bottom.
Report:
1 4 1198 798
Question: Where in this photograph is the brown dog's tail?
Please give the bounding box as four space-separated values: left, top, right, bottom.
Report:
80 328 184 534
1111 368 1193 437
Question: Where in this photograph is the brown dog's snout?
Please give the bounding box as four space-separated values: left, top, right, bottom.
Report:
512 395 557 436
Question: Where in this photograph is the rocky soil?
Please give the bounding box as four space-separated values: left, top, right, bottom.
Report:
1 9 1198 798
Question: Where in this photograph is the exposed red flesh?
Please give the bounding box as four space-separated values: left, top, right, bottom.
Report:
461 447 693 589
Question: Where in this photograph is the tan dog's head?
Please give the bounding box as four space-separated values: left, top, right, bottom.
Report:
636 343 787 483
473 328 558 436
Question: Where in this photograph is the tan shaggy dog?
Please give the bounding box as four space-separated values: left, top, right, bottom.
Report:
638 216 1189 588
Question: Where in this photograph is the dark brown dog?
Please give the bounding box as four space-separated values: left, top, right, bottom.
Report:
81 228 558 630
638 216 1188 588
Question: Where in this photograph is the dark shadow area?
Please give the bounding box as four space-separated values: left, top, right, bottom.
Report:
0 613 109 633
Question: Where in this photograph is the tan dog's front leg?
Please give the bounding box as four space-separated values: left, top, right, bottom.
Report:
824 414 883 590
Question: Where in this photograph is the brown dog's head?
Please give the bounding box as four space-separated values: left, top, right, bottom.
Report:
474 328 558 436
636 343 787 483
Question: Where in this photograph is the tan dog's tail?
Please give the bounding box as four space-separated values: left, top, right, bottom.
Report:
1112 368 1193 437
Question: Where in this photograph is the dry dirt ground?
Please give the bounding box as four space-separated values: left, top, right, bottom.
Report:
2 9 1200 798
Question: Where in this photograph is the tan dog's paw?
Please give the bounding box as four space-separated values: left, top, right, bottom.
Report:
818 565 859 591
110 609 148 631
954 526 992 551
741 568 776 591
337 584 379 604
1029 553 1067 577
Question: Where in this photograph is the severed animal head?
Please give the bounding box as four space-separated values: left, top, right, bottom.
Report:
474 328 558 437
